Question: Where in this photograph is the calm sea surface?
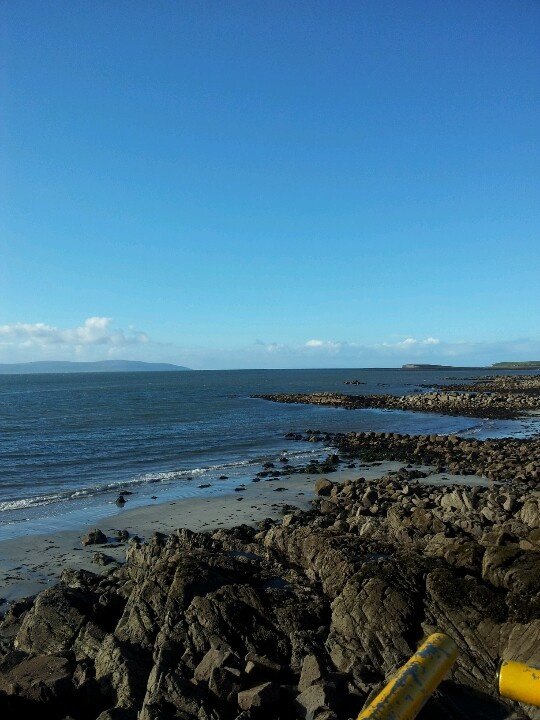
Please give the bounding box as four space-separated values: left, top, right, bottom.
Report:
0 368 538 539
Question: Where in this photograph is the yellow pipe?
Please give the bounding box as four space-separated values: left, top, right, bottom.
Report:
357 633 458 720
498 660 540 707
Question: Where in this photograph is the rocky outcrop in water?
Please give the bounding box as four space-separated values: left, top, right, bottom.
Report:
1 467 539 720
427 375 540 395
254 375 540 419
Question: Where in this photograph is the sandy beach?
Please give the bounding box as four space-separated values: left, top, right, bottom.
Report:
0 459 492 607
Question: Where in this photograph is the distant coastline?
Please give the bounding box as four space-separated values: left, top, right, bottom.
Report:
402 361 540 370
492 361 540 369
0 360 190 375
1 360 538 375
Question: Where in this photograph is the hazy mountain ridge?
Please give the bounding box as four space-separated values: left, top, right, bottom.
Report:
0 360 190 374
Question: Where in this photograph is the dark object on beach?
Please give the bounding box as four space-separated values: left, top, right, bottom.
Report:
81 528 107 546
219 475 229 480
344 379 366 385
234 486 245 492
199 483 212 489
116 494 126 506
273 487 287 492
151 495 157 499
113 529 129 542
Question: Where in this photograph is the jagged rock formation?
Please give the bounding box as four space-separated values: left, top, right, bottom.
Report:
0 470 539 720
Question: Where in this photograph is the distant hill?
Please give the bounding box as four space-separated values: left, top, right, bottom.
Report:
0 360 191 375
492 361 540 369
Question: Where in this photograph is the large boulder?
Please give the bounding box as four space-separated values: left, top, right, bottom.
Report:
315 479 334 497
14 587 89 655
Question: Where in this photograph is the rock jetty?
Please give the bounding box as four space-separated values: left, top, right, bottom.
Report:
255 388 539 419
0 469 539 719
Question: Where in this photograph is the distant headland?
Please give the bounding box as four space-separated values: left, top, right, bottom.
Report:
401 364 480 370
0 360 191 375
402 362 540 370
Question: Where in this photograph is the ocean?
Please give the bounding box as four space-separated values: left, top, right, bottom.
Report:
0 368 537 540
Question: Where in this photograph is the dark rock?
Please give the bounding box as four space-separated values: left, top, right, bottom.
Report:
298 654 326 692
0 652 72 703
82 528 108 546
238 681 280 710
244 652 282 679
15 586 89 655
314 479 334 496
194 647 237 683
295 682 337 719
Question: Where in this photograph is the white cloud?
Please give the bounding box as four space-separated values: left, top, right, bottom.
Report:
305 339 342 350
382 337 441 349
0 317 150 358
235 335 540 370
1 317 538 369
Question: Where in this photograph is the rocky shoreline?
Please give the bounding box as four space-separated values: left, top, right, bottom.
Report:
253 374 540 419
1 373 539 720
0 454 539 719
287 430 540 486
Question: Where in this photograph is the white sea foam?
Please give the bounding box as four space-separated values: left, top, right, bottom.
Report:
0 447 323 514
0 494 62 512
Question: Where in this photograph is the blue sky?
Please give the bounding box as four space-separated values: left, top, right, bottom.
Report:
1 1 539 368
